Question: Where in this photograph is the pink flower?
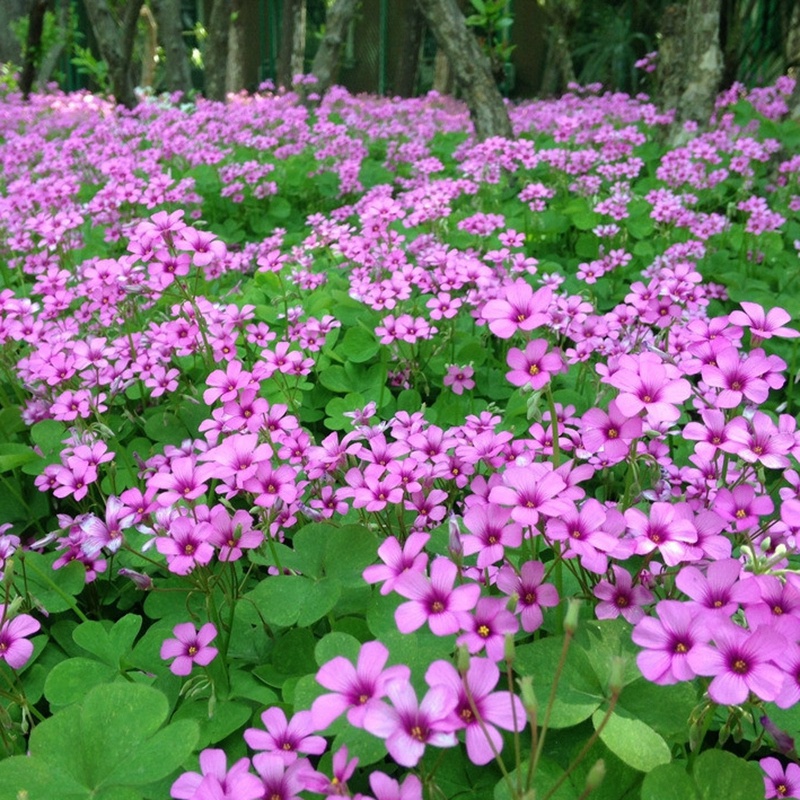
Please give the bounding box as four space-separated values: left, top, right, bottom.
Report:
505 339 563 390
604 352 691 424
594 565 653 625
632 600 706 685
760 757 800 800
728 302 799 343
482 280 552 339
363 679 458 767
311 641 411 729
456 597 519 660
362 533 429 595
443 364 475 395
425 657 525 765
244 708 326 765
496 560 559 632
688 620 785 704
394 556 481 636
170 749 262 800
488 464 570 527
0 605 40 670
160 622 218 676
700 347 771 408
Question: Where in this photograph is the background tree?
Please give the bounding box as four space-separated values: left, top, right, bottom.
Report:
277 0 307 90
19 0 51 99
151 0 191 95
82 0 144 108
393 2 424 97
310 0 360 96
415 0 513 140
203 0 229 99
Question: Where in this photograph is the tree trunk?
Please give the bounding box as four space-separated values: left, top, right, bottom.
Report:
656 4 687 112
204 0 229 100
393 1 424 97
82 0 144 109
226 0 246 93
277 0 307 90
432 48 454 94
310 0 360 96
415 0 513 140
0 0 27 65
152 0 192 96
140 3 158 89
671 0 723 137
36 0 71 91
20 0 50 100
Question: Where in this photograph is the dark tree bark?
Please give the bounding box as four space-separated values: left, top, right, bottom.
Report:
204 0 229 100
140 3 158 88
432 48 454 94
82 0 145 109
671 0 724 138
36 0 71 91
539 2 577 97
0 0 27 66
310 0 359 96
415 0 513 140
226 0 246 93
152 0 192 95
277 0 307 90
20 0 50 100
393 1 424 97
656 4 687 112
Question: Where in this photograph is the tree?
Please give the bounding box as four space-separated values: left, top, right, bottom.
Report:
277 0 307 90
415 0 513 140
393 1 424 97
204 0 229 100
19 0 51 99
152 0 191 96
671 0 723 137
82 0 145 109
310 0 360 97
0 0 27 66
226 0 246 94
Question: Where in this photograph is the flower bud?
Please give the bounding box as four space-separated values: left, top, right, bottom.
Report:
564 598 581 634
504 633 515 665
519 676 537 715
456 644 471 675
585 759 606 791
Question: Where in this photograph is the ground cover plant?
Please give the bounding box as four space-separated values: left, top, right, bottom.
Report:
1 76 800 800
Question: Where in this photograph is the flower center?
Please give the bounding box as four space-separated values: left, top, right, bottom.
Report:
188 645 198 656
732 658 748 674
673 642 688 654
735 509 747 519
607 428 618 438
431 600 445 613
529 364 540 376
410 725 426 742
478 625 491 638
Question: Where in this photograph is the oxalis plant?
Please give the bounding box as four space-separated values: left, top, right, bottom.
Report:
1 77 800 800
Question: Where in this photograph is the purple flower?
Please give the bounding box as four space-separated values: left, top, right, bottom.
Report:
362 533 429 596
631 600 706 685
368 772 423 800
688 620 786 705
160 622 218 676
456 597 519 661
394 556 481 636
299 745 357 796
594 565 653 625
251 754 312 800
0 605 40 670
760 757 800 799
425 658 525 765
497 560 559 632
311 641 411 730
244 708 326 765
363 679 458 767
170 749 262 800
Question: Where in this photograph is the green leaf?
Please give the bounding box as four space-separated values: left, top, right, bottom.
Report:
246 575 341 628
269 196 292 220
337 326 379 363
592 708 670 772
641 763 699 800
80 683 170 787
315 631 362 666
495 757 573 800
44 657 117 707
20 550 86 614
323 524 379 588
515 636 603 728
72 615 142 666
172 700 250 748
0 754 89 800
0 443 36 472
102 718 199 786
30 418 67 454
692 749 763 800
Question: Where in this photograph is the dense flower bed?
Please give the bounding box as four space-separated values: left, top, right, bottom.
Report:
1 79 800 799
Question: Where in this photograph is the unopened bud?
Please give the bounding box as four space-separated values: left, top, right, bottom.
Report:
585 759 606 791
504 632 515 665
608 657 625 694
118 568 153 591
519 676 537 715
448 514 463 562
456 644 471 675
506 592 519 614
564 598 581 634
